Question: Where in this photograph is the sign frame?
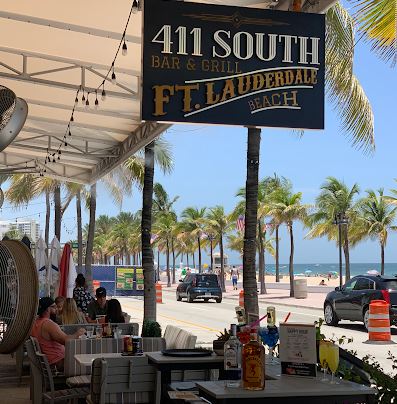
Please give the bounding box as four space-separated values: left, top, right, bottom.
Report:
142 0 325 130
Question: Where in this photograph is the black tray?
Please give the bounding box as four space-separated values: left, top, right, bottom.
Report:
161 349 213 357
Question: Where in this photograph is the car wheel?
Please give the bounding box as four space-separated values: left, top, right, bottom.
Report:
324 302 339 326
188 292 194 303
363 307 369 331
176 292 182 301
216 297 222 303
204 298 209 302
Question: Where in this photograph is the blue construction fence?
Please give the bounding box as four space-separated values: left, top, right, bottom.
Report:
82 265 145 297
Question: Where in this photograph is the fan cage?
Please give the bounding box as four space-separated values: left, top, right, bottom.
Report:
0 240 38 353
0 86 16 131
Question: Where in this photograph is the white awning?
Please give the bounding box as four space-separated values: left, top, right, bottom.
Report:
0 0 336 184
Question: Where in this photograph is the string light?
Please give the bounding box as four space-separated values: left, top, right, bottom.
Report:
122 33 128 56
34 0 140 178
95 90 99 109
111 63 116 84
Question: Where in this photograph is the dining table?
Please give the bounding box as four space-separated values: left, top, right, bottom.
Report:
74 352 123 367
145 351 224 404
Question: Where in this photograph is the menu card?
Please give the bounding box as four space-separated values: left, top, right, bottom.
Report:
279 323 317 378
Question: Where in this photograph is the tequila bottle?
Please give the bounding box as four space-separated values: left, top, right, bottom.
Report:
224 324 242 387
242 333 265 390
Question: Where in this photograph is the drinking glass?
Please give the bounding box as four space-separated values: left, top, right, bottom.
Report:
327 343 340 384
86 328 94 338
259 326 279 365
95 325 102 338
319 340 331 382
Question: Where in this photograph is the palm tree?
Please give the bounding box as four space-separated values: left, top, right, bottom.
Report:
205 206 232 292
308 177 360 282
358 189 397 275
181 207 207 273
141 141 156 321
351 0 397 67
153 183 179 215
85 183 96 293
269 187 309 297
154 212 177 287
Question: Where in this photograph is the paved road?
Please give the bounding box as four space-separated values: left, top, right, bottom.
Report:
119 290 397 374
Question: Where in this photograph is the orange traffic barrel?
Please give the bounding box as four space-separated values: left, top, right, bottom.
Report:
156 282 163 304
239 289 244 307
368 300 391 342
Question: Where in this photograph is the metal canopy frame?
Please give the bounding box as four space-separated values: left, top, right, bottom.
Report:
0 0 336 184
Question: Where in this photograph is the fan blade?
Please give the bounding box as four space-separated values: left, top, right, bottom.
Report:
0 97 28 152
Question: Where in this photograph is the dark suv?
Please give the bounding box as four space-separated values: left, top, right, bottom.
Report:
176 273 222 303
324 275 397 329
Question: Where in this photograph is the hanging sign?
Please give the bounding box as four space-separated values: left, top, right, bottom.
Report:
116 267 135 290
142 0 325 129
279 323 317 377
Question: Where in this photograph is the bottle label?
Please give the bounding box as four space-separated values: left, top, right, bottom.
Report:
225 348 239 369
244 356 262 382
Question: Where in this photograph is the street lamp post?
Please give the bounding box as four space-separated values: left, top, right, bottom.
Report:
334 213 349 289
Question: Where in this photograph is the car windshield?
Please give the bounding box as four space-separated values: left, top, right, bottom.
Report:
196 275 218 287
381 280 397 291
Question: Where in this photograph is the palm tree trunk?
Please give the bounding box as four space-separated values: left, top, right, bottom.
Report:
220 235 226 292
85 183 97 293
192 254 195 269
166 240 171 287
187 254 190 268
210 240 214 272
343 226 350 281
76 189 83 273
157 248 160 282
288 223 295 297
275 225 280 282
198 237 202 273
243 127 261 322
54 184 61 240
171 238 176 284
381 243 385 275
142 141 156 321
258 220 266 294
45 190 50 255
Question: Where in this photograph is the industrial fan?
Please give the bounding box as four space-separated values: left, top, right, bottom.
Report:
0 85 28 152
0 240 38 354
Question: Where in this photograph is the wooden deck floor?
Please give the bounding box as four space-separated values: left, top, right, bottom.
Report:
0 354 30 403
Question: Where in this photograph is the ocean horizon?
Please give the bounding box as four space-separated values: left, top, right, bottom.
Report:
228 263 397 277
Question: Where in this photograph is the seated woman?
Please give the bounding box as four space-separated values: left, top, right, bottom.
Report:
61 298 86 325
105 299 125 323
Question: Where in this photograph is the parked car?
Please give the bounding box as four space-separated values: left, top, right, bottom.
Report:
176 273 222 303
324 275 397 329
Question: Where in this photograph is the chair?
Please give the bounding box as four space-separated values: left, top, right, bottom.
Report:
35 351 89 403
25 337 43 404
88 356 156 404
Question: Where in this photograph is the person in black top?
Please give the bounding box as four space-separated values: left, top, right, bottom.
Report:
73 274 93 314
87 287 108 322
105 299 125 323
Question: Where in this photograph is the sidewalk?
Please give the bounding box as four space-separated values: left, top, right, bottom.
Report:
161 283 326 310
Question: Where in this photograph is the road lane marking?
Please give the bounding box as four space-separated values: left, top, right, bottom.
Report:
122 303 220 332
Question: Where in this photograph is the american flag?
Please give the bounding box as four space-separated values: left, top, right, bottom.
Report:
236 215 245 232
150 234 158 244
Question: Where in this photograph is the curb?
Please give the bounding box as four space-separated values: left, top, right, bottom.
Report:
161 288 323 311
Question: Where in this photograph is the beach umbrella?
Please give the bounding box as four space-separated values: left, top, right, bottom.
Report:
35 237 48 297
48 236 61 297
66 249 77 298
58 243 71 297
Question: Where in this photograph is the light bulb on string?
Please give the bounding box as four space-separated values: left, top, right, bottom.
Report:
101 86 107 101
69 129 72 137
122 37 128 56
111 64 116 84
85 97 90 110
81 90 86 104
95 91 99 109
132 0 139 13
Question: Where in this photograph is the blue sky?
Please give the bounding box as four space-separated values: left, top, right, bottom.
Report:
1 15 396 265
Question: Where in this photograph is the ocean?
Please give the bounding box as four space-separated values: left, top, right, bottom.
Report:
260 263 397 277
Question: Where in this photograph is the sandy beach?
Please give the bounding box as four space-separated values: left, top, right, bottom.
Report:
263 274 343 287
